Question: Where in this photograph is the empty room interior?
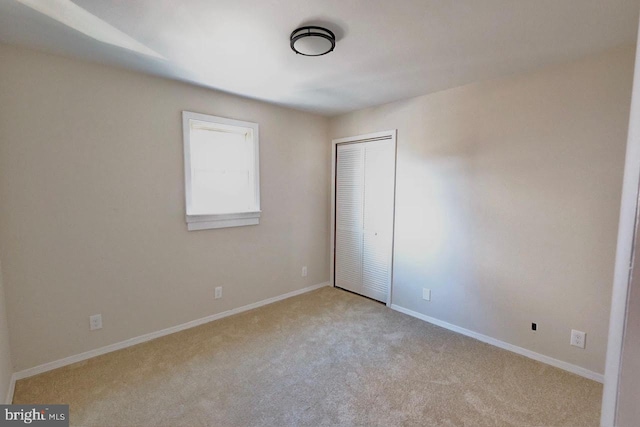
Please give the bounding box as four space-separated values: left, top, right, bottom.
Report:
2 1 640 426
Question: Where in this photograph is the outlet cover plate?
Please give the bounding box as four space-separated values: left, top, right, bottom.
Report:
89 314 102 331
570 329 586 349
422 288 431 301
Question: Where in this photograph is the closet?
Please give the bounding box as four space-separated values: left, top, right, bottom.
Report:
332 131 396 303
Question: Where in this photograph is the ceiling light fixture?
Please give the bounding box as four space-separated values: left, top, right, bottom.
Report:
290 26 336 57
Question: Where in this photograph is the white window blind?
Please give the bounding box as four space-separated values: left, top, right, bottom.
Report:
183 111 260 230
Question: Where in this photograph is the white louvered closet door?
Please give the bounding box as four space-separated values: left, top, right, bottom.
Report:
335 139 395 303
335 143 365 296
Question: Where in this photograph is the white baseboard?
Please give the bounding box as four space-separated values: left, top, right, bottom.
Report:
12 282 330 383
5 373 16 404
390 304 604 383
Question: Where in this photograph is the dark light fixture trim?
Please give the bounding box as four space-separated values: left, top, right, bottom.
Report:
290 26 336 56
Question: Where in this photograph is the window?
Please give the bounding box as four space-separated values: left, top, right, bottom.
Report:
182 111 260 230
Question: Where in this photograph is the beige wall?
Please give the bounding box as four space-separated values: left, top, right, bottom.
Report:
330 46 634 374
0 261 13 402
0 44 330 371
0 41 632 378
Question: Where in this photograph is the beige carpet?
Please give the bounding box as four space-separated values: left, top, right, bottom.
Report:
13 287 601 427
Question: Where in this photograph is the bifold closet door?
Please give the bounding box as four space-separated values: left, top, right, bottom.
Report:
335 139 395 303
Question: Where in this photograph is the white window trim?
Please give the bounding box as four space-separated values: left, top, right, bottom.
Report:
182 111 261 231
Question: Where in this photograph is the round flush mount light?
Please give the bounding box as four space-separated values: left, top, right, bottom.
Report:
290 26 336 56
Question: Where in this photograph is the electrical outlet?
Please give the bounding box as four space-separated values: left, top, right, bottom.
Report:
422 288 431 301
570 329 586 349
214 287 223 299
532 322 537 331
302 266 307 277
89 314 102 331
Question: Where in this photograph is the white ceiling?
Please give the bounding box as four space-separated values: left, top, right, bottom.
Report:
0 0 638 116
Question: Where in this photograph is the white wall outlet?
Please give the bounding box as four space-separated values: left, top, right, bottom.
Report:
214 287 223 299
302 266 307 277
89 314 102 331
570 329 586 349
422 288 431 301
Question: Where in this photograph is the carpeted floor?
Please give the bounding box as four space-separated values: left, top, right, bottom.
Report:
13 287 602 427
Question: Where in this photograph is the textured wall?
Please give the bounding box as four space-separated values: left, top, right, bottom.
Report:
0 44 330 370
330 46 634 374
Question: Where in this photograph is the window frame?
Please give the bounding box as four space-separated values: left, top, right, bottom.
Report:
182 111 261 231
